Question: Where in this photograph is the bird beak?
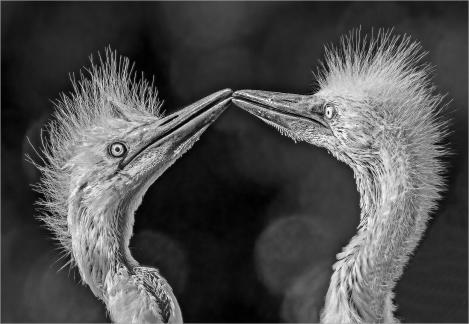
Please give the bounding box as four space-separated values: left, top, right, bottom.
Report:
232 89 331 135
155 88 232 149
121 89 232 168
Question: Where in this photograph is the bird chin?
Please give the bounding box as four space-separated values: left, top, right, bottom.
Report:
258 116 303 143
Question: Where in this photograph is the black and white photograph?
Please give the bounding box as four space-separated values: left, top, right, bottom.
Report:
2 1 468 323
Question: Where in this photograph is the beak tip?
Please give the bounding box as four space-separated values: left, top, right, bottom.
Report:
220 88 233 98
232 89 250 98
231 98 243 106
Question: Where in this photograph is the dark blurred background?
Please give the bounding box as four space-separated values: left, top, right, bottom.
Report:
2 2 467 323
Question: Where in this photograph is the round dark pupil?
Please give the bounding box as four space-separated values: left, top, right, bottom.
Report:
115 146 121 152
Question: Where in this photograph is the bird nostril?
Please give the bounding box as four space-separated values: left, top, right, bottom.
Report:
161 115 178 126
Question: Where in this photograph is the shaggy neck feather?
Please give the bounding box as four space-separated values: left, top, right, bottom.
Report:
70 194 137 301
321 140 430 323
68 173 178 323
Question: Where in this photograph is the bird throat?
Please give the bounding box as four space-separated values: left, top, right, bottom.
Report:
69 178 148 300
68 168 183 324
320 145 429 323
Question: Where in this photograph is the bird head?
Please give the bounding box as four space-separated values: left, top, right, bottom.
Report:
64 88 231 206
33 48 231 259
232 30 446 169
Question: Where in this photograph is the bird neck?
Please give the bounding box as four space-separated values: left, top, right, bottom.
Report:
68 179 181 323
321 141 436 323
68 186 139 300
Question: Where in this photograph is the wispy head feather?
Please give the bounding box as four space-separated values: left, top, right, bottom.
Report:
317 28 428 93
314 29 449 196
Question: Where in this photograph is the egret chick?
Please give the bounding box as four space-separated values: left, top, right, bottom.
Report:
31 48 231 323
233 30 448 323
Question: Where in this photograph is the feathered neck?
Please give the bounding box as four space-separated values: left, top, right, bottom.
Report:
68 173 180 323
68 175 137 300
321 121 446 323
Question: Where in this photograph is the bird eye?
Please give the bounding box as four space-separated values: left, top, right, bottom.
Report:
324 104 335 119
108 142 127 158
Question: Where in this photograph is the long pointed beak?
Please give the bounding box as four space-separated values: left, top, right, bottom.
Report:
232 89 331 135
121 89 232 168
155 88 232 148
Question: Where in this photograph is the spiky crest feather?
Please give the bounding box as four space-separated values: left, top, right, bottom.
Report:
29 48 163 267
